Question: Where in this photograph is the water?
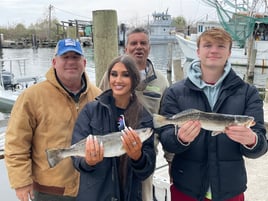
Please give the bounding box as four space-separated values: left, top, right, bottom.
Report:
0 44 267 118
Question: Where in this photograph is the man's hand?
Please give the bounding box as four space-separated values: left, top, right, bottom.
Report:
225 125 256 147
177 120 201 143
15 184 34 201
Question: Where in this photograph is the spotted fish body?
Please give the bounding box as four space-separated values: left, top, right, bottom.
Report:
46 127 153 168
153 109 255 136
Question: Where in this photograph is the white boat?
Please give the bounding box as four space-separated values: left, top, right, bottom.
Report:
176 23 268 67
80 36 93 46
149 9 177 45
0 90 18 113
176 1 268 68
0 58 44 113
1 40 17 48
175 34 198 61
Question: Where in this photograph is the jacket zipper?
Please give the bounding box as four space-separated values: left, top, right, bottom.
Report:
75 102 79 111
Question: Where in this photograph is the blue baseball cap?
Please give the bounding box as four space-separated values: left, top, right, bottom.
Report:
55 38 83 56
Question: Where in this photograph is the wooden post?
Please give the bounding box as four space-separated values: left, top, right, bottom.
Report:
66 26 76 39
246 36 256 84
173 59 184 81
0 34 3 68
0 34 2 49
93 10 118 86
75 20 79 40
166 43 172 85
32 34 38 49
265 78 268 103
246 48 257 83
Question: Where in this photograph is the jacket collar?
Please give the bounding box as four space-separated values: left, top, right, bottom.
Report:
136 59 157 91
46 67 90 96
185 68 244 91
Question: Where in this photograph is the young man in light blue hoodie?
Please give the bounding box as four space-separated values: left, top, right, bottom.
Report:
158 28 267 201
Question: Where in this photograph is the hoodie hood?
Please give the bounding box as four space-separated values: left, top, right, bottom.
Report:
187 59 232 108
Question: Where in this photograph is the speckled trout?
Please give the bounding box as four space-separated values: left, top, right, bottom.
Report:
46 127 153 168
153 109 255 136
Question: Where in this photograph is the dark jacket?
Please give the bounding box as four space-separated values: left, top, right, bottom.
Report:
159 69 267 201
72 90 156 201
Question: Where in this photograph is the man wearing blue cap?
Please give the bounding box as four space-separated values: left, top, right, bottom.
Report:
5 38 101 201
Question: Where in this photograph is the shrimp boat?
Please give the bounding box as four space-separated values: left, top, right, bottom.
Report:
176 0 268 68
149 9 177 45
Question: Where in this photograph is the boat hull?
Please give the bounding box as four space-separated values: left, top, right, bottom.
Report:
0 90 17 113
150 36 177 45
176 34 268 67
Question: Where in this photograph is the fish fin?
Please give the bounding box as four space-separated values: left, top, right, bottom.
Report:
46 148 65 168
211 131 223 136
153 113 167 128
172 109 201 119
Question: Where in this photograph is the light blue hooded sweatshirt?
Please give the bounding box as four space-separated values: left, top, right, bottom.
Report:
187 59 232 109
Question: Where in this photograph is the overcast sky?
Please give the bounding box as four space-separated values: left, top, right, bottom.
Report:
0 0 218 27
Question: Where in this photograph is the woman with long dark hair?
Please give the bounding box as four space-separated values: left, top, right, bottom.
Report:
71 54 155 201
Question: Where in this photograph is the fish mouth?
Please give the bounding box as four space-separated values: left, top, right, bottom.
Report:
248 120 255 127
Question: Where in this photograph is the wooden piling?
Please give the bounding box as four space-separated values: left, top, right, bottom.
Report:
265 78 268 103
246 48 257 84
32 34 38 49
166 43 172 85
0 34 3 49
173 59 184 81
66 26 76 39
93 10 119 86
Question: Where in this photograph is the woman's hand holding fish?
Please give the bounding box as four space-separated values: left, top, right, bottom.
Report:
177 120 201 144
85 135 104 166
121 127 142 161
225 125 257 147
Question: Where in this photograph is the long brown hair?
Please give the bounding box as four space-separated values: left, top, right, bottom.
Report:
107 55 143 129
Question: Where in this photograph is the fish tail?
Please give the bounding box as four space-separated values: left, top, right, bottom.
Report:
153 114 167 128
46 148 65 168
